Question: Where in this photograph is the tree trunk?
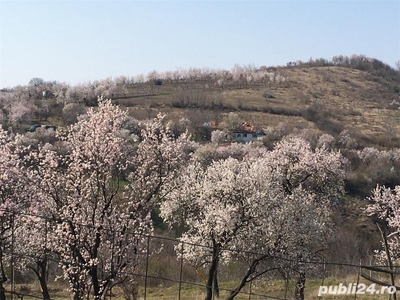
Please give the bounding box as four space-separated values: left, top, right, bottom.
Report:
73 292 81 300
30 258 51 300
205 239 220 300
227 260 258 300
213 266 219 298
71 274 85 300
39 273 51 300
90 266 101 300
0 285 5 300
294 272 306 300
377 223 397 300
0 252 7 300
39 259 51 300
227 255 272 300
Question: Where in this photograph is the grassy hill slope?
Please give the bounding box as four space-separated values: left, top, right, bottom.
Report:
108 65 399 148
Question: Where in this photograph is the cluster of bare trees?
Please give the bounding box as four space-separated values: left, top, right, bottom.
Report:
288 55 400 84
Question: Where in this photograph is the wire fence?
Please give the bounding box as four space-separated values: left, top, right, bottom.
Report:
0 210 399 300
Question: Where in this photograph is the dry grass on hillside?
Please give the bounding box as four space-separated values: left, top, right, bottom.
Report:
109 66 399 147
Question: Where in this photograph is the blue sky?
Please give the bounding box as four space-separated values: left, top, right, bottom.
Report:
0 0 399 88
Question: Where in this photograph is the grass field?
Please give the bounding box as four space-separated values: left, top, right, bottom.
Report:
10 275 398 300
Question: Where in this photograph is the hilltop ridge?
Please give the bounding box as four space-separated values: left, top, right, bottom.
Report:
1 55 399 148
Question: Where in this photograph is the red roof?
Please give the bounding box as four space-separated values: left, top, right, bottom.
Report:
233 122 256 133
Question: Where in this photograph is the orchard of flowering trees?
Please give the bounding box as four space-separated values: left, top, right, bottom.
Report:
0 97 347 300
1 94 400 299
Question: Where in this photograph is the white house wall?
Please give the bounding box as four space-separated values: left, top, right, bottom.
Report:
232 133 259 143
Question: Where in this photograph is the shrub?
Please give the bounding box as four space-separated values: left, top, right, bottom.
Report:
211 130 226 145
262 90 276 99
153 79 163 86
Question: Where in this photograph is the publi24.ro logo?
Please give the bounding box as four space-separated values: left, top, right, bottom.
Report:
318 283 396 296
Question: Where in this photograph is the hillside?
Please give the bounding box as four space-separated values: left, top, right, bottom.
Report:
113 65 399 148
1 56 399 208
1 56 399 150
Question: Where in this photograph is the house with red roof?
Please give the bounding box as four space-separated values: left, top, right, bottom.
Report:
232 122 265 143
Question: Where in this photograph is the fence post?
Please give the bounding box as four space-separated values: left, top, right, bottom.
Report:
284 270 289 300
144 235 150 300
248 280 252 300
369 259 372 278
11 214 15 300
318 258 326 300
178 242 184 300
354 259 361 300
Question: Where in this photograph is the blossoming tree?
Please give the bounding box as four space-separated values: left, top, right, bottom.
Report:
0 129 31 300
25 99 193 300
161 137 346 300
366 185 400 293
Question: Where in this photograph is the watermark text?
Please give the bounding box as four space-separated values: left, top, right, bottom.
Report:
318 283 396 296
